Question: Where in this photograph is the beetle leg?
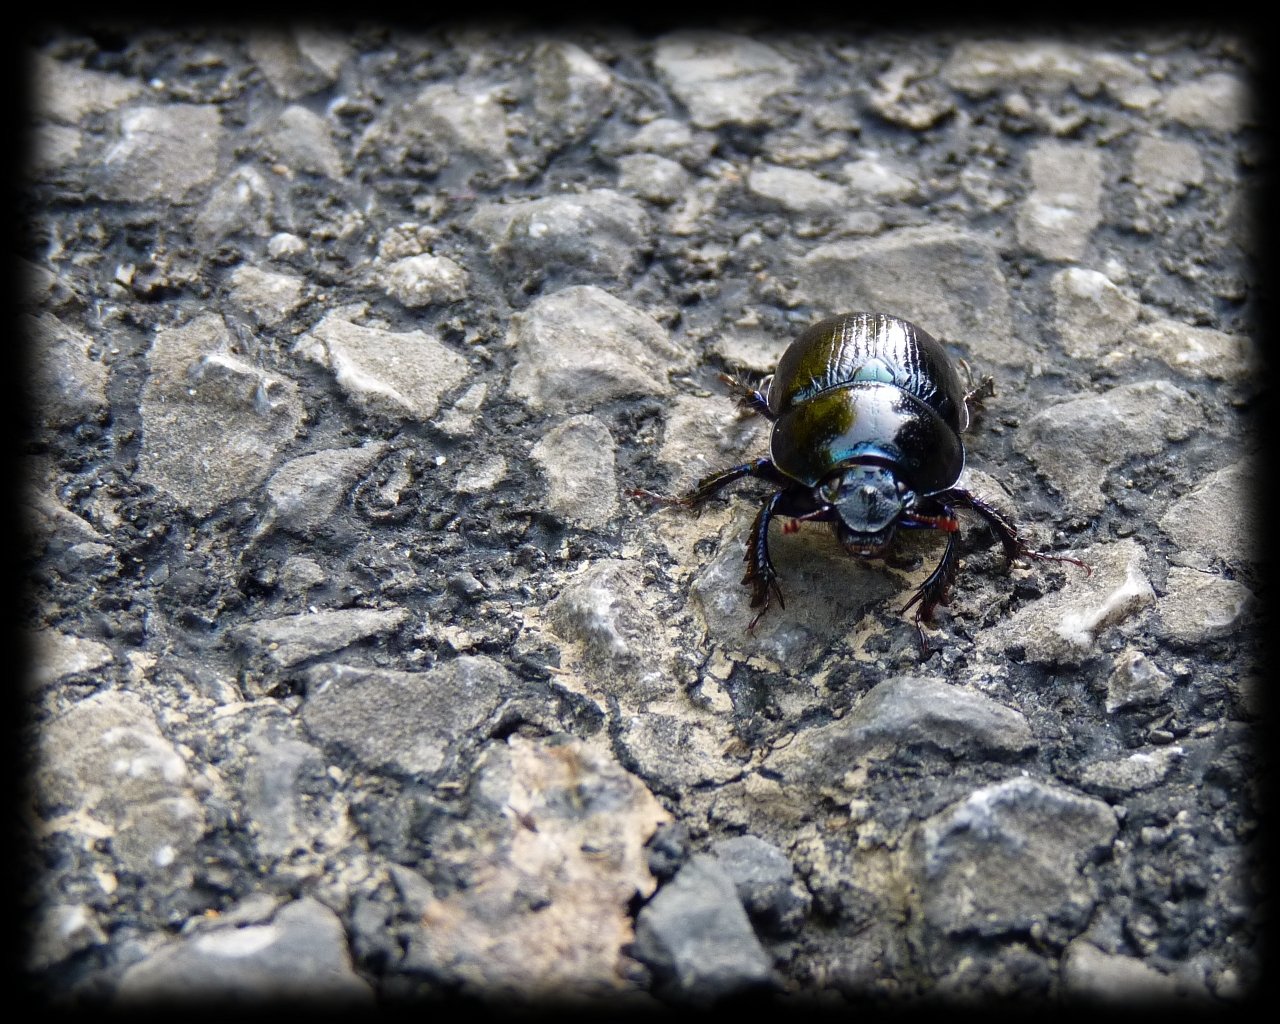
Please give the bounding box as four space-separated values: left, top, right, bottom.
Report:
718 372 776 421
936 488 1090 574
680 458 791 508
743 491 785 628
900 524 961 654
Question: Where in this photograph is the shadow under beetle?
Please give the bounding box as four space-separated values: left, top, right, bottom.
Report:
637 312 1088 652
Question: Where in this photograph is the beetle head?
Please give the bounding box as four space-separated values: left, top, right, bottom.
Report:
819 464 914 555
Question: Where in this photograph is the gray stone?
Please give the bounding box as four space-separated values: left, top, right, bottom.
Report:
546 559 672 702
1130 136 1204 206
867 60 955 130
506 285 686 413
248 30 348 99
1129 319 1255 383
1079 746 1184 799
531 41 614 144
1013 380 1203 516
1105 649 1173 712
633 853 774 1001
617 153 692 205
530 414 618 529
295 311 471 422
978 538 1153 665
1051 267 1141 362
233 607 410 669
28 904 107 972
359 82 514 183
26 311 109 429
195 165 276 242
1155 568 1255 645
746 162 845 214
402 734 667 998
27 629 114 690
228 264 306 327
117 897 372 1003
841 155 920 200
33 53 142 124
261 442 390 536
653 32 797 129
30 122 83 175
469 189 650 280
301 656 508 774
37 691 205 893
138 314 305 517
711 835 809 934
770 676 1033 792
1158 459 1258 566
1061 939 1182 1001
799 227 1018 365
239 719 341 861
1016 141 1105 262
913 777 1117 942
1163 73 1250 132
382 253 469 308
943 41 1154 108
100 104 224 203
620 117 716 167
259 104 344 179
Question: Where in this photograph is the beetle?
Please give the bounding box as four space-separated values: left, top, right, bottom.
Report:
640 312 1087 649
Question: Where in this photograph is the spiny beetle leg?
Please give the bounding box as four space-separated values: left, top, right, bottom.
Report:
933 488 1090 575
900 528 961 656
718 372 775 420
682 458 791 508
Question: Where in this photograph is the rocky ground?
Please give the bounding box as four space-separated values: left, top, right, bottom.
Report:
22 26 1260 1006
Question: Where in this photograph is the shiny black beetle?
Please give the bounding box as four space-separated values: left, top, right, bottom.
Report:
648 313 1086 647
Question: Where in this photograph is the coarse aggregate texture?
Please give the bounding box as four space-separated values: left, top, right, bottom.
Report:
22 25 1259 1008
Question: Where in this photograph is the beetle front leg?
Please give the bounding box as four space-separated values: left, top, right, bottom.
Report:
742 491 785 629
900 522 961 654
718 372 775 421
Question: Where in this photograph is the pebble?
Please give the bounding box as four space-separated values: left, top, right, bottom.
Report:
1155 567 1255 645
1157 458 1258 566
1013 380 1204 516
977 538 1154 665
770 676 1034 793
26 311 109 430
294 311 471 422
652 31 797 129
301 656 508 775
1079 746 1184 799
195 165 276 242
841 155 920 201
26 629 114 690
1129 319 1254 383
529 414 618 529
117 897 372 1003
100 104 224 203
746 162 845 215
381 253 469 308
617 153 692 205
799 226 1018 365
506 285 686 413
469 189 650 281
711 835 810 935
238 719 338 860
228 264 306 327
1060 939 1182 1001
1163 72 1250 132
33 53 142 124
1130 136 1204 206
247 29 348 100
912 777 1117 943
27 903 108 973
399 734 668 997
259 104 345 180
531 40 614 144
1105 649 1173 712
37 691 205 894
1051 267 1141 363
233 606 410 669
655 392 769 494
260 442 390 537
632 853 775 1001
1015 140 1105 262
138 314 305 518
